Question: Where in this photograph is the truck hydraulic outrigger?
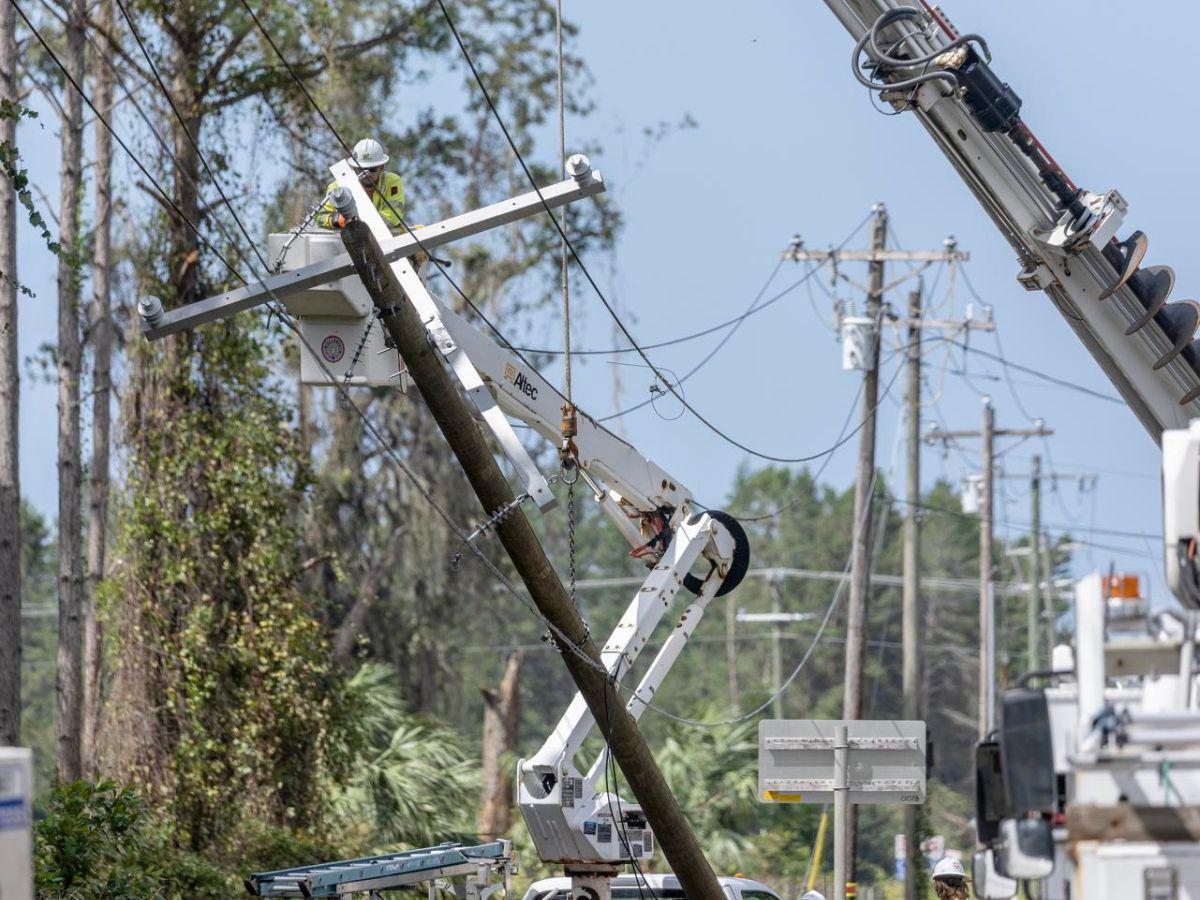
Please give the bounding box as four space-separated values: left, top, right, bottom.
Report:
826 0 1200 440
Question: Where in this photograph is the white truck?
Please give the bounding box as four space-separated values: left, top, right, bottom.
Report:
809 3 1200 897
967 422 1200 900
522 874 783 900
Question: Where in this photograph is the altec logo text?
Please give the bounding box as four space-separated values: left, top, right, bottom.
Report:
505 362 538 400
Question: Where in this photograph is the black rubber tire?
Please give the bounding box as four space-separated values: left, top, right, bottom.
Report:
682 510 751 597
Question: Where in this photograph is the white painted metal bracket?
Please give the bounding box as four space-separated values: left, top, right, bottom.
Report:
330 159 557 511
521 512 720 779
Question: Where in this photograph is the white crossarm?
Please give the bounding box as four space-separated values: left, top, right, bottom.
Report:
330 160 558 510
141 168 605 340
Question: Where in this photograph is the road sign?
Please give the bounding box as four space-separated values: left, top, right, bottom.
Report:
0 748 33 900
758 719 927 805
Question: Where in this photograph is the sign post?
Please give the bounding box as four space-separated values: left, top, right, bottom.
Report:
759 720 926 900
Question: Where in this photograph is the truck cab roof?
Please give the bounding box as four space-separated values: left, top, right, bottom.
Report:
522 874 783 900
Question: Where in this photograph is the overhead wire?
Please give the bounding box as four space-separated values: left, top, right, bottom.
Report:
596 258 785 422
433 0 890 463
728 338 926 523
217 0 881 728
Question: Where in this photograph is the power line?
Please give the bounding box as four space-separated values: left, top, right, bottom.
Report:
221 0 866 727
892 496 1162 542
953 265 1123 405
521 214 876 358
432 0 884 465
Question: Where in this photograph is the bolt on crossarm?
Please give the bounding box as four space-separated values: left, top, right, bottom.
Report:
335 208 726 900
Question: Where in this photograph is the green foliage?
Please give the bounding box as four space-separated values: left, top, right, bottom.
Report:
104 315 355 850
20 501 57 803
656 715 759 871
332 664 480 848
0 99 59 296
33 780 156 899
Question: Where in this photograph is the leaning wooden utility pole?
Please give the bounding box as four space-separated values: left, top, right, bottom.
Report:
928 409 1053 740
979 398 995 741
901 284 922 900
1028 454 1042 674
841 203 887 893
337 215 726 900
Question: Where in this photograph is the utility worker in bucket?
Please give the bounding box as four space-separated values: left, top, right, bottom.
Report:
316 137 405 230
931 857 970 900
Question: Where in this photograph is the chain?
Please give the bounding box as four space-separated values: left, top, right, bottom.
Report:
272 191 333 273
448 490 535 571
341 316 375 387
567 476 577 605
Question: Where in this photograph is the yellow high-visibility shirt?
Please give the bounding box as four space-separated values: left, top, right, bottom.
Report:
315 171 405 230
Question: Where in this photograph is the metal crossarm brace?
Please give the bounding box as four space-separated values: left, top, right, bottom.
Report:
331 157 691 523
331 159 561 509
783 248 970 263
140 170 605 340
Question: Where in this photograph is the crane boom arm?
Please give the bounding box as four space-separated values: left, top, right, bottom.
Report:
821 0 1200 441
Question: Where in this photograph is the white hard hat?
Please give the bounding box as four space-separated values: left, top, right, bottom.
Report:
351 138 388 169
932 856 968 881
800 892 825 900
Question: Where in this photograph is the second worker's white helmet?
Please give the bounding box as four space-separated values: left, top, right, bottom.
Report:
932 856 968 881
800 893 825 900
351 138 389 169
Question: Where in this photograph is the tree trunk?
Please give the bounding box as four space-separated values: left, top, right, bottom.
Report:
0 0 20 748
477 650 522 840
82 0 114 775
54 0 87 783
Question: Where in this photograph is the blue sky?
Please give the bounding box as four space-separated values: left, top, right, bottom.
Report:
14 0 1192 603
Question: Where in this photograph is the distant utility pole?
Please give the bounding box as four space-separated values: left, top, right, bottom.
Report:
995 462 1094 673
842 203 884 898
769 580 786 720
785 212 975 895
1029 455 1042 674
928 403 1053 740
736 602 816 721
901 285 922 900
